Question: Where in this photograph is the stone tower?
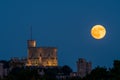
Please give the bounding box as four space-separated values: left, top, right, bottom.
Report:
77 58 92 78
26 40 58 67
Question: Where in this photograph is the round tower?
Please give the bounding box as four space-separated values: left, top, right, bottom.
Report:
27 40 36 48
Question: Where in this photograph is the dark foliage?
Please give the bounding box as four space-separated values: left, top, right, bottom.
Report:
61 65 73 75
1 60 120 80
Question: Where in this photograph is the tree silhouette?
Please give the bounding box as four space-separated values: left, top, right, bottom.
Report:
61 65 73 76
84 66 108 80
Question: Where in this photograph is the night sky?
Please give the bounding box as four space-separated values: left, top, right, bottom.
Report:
0 0 120 71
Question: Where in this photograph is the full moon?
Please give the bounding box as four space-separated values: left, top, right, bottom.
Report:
91 25 106 39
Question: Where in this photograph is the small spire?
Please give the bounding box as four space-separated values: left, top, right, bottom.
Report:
30 26 32 40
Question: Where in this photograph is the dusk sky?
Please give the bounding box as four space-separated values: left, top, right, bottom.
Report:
0 0 120 71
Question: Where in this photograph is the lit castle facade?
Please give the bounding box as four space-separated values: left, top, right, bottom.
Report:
26 40 58 67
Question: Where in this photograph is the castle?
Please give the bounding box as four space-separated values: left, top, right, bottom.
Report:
26 40 58 67
76 58 92 77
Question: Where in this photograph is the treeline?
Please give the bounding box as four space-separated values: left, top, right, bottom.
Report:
1 65 72 80
78 60 120 80
1 60 120 80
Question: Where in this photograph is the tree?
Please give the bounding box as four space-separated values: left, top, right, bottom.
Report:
85 66 108 80
109 60 120 80
61 65 73 76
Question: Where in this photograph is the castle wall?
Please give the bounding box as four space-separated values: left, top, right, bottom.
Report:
27 41 58 67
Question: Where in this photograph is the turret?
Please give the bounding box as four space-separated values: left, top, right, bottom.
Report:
27 40 36 48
